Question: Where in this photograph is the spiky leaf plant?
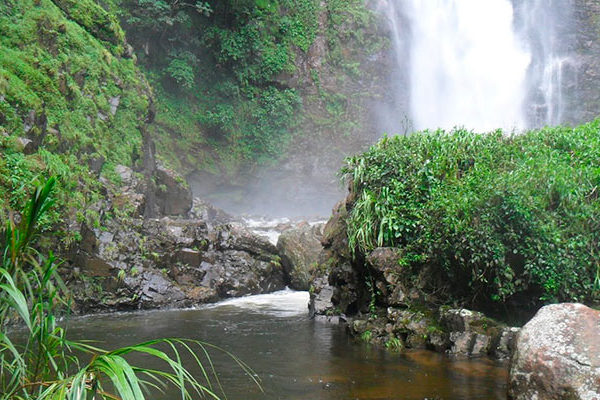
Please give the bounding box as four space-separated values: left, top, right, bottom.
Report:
0 178 260 399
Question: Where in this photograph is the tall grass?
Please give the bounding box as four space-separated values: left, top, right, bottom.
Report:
0 178 260 399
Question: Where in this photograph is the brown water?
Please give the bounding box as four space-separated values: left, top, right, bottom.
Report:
66 290 508 400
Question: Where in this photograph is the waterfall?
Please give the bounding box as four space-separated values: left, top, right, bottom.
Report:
379 0 572 132
515 0 575 127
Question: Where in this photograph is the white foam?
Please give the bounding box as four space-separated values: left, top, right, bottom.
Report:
206 289 310 317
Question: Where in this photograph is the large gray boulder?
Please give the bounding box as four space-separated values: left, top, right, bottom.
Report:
508 303 600 400
276 223 324 290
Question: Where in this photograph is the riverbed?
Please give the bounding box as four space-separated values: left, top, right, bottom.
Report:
67 290 507 399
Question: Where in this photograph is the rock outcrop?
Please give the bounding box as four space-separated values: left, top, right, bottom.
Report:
508 303 600 400
68 217 285 312
309 187 520 359
65 159 286 313
276 222 324 290
348 305 519 359
155 164 193 216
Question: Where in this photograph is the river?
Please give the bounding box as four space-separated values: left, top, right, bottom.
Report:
67 290 507 399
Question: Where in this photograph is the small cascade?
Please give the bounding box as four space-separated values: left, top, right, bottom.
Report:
205 289 310 317
541 57 570 125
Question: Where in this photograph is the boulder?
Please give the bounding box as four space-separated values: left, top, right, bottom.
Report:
508 303 600 400
309 274 336 318
437 307 520 358
189 197 233 224
387 307 433 349
155 165 192 216
277 223 324 290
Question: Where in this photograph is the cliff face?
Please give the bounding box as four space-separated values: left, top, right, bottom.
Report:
227 0 392 216
516 0 600 126
569 0 600 124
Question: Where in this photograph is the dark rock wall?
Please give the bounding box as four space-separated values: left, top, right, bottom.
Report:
569 0 600 124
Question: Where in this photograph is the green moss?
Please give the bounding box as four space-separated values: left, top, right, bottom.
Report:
0 0 150 233
51 0 126 47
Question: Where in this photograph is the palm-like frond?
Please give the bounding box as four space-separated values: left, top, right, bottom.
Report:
0 178 261 400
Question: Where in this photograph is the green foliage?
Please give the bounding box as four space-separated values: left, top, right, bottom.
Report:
0 179 260 399
385 337 403 352
165 51 198 89
344 122 600 308
360 330 372 343
0 0 151 232
51 0 126 46
110 0 335 171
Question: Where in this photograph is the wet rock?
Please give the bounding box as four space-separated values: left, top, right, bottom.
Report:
139 270 186 308
448 332 477 356
109 96 120 115
490 327 520 360
174 248 202 267
366 247 411 306
508 303 600 400
321 200 350 258
387 307 433 349
189 197 232 224
471 334 491 356
277 223 324 290
155 164 192 216
309 274 336 318
428 330 451 352
440 308 488 332
439 308 506 357
200 247 285 298
68 215 286 312
15 137 36 154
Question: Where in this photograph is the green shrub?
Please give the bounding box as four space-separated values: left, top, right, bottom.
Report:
344 121 600 308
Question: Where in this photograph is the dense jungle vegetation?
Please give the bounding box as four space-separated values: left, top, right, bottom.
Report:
0 0 381 232
2 0 599 317
344 121 600 310
106 0 382 177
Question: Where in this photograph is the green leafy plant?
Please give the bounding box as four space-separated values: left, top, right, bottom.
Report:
385 337 402 352
343 122 600 311
360 330 372 343
0 178 260 399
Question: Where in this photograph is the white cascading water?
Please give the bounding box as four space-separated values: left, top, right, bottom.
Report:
379 0 571 132
517 0 574 127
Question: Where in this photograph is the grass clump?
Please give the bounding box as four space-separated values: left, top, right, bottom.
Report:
0 178 259 399
343 121 600 309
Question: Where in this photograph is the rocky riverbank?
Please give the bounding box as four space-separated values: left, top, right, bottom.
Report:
57 157 326 314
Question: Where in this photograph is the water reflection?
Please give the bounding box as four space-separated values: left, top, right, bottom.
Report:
67 290 507 399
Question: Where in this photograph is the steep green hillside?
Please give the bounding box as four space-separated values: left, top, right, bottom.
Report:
0 0 152 235
108 0 385 179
